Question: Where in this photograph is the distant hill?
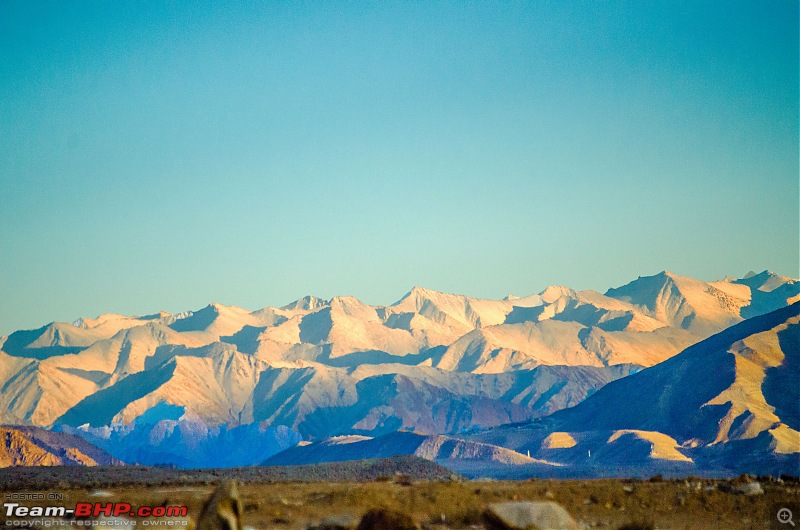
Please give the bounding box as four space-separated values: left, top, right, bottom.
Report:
0 455 454 490
0 425 122 467
264 430 559 469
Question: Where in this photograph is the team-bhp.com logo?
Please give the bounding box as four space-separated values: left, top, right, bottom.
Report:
4 502 189 526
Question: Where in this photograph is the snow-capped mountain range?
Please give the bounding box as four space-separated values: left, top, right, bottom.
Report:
257 302 800 477
0 270 797 470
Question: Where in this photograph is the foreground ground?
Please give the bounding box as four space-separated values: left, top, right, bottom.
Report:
0 462 798 529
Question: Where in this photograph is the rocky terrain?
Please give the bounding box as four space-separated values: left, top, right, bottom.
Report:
0 469 797 529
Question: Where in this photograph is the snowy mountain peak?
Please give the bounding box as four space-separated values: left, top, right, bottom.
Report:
393 286 447 305
280 295 328 312
539 285 577 304
732 270 797 293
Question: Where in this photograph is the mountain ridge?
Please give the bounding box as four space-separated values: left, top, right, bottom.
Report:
1 270 797 469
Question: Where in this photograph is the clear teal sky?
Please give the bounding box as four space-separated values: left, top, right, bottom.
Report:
1 1 798 335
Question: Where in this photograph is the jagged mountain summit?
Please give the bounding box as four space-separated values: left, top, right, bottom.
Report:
0 270 796 468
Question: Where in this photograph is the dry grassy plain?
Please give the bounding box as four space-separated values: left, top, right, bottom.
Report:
0 461 798 529
92 478 799 529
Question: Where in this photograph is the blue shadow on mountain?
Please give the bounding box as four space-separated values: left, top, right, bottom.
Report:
762 321 800 431
1 326 85 360
57 361 177 427
220 325 267 355
504 306 545 324
318 348 438 368
168 305 219 332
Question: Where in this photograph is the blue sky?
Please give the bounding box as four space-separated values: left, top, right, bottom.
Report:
1 1 798 335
